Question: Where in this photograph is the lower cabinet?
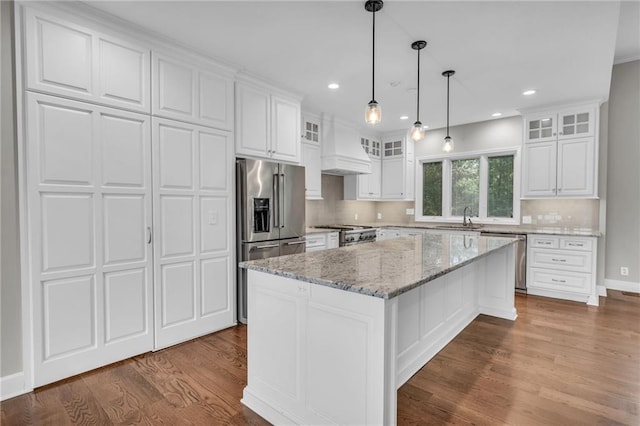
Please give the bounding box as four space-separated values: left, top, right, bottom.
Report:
306 231 339 251
526 234 598 305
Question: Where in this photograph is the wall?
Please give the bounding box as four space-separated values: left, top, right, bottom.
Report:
306 174 377 226
1 0 23 377
605 60 640 285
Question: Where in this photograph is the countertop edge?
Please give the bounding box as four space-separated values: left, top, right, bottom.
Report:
241 238 519 300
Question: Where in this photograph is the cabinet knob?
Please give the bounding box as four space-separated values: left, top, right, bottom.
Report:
553 133 557 136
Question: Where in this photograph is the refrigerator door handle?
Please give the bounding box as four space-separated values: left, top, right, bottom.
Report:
279 173 285 228
273 173 280 228
250 243 279 251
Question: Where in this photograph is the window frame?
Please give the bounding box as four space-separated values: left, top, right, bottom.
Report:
415 147 521 224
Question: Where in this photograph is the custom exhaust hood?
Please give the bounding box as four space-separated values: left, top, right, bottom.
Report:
320 115 372 175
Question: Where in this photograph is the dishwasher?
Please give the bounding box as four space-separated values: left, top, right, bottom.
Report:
481 232 527 293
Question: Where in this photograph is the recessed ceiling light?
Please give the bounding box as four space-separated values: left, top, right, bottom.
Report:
400 115 409 120
522 89 536 96
328 83 339 90
492 112 502 117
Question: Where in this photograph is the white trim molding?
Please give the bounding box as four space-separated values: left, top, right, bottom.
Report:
0 372 31 401
605 279 640 294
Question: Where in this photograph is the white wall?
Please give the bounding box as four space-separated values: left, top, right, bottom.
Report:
414 116 522 157
605 60 640 285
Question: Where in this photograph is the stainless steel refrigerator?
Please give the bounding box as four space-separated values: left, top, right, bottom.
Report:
236 158 306 323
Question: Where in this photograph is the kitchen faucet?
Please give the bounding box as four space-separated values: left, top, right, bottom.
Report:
463 206 472 227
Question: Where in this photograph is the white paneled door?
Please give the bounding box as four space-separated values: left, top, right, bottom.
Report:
26 93 153 387
152 117 234 349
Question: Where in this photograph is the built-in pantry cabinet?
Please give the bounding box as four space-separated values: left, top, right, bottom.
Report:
152 52 234 130
23 7 151 113
521 103 599 198
18 4 235 387
235 78 301 163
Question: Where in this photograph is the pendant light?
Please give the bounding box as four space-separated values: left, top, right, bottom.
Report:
409 40 427 142
442 70 455 152
364 0 383 125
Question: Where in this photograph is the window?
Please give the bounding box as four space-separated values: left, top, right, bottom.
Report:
417 149 520 224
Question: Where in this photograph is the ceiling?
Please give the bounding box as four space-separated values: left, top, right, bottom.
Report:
88 1 639 134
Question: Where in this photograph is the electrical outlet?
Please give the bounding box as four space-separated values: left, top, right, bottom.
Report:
522 215 532 224
621 267 629 276
377 212 382 220
406 208 415 215
354 213 358 221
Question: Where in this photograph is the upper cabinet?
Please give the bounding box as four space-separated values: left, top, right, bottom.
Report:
344 137 382 200
521 103 599 198
23 7 150 113
152 52 234 130
381 135 415 201
302 114 323 199
235 80 301 164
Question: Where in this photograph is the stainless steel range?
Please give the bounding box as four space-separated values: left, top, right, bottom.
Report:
321 225 377 246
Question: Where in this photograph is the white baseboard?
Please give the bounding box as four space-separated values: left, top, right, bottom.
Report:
597 285 607 297
1 372 30 401
605 279 640 294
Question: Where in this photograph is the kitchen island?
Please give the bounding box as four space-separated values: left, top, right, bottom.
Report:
239 232 520 425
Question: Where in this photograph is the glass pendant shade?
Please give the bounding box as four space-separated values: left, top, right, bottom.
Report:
410 121 425 142
443 135 454 152
365 100 382 125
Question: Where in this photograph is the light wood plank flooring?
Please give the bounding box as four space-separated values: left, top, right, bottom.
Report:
2 291 639 425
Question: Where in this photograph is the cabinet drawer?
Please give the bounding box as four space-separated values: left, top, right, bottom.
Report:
327 232 339 249
529 268 591 295
528 235 559 249
529 248 592 273
305 234 327 250
560 237 593 252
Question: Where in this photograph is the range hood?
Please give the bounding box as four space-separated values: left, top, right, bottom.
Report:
321 115 371 175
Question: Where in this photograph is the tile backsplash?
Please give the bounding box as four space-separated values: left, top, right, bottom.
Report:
307 175 600 229
520 199 600 227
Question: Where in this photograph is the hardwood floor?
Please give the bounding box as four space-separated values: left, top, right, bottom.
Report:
2 291 639 425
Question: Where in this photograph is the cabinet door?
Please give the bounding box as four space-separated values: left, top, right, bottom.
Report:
359 158 381 199
235 83 270 158
558 107 595 140
25 7 150 113
522 141 557 197
271 95 301 163
525 113 556 143
382 157 405 199
152 53 233 130
302 142 322 199
152 118 234 349
557 137 595 196
27 93 153 386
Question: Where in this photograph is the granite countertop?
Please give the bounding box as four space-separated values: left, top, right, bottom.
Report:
351 222 600 237
240 233 520 299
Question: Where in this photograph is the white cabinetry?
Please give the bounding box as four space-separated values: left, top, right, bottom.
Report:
522 103 598 198
301 114 322 199
24 7 150 113
305 231 339 252
235 80 301 163
344 137 382 200
152 118 235 349
19 3 236 388
527 234 598 305
152 52 233 130
25 92 154 386
381 136 414 200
